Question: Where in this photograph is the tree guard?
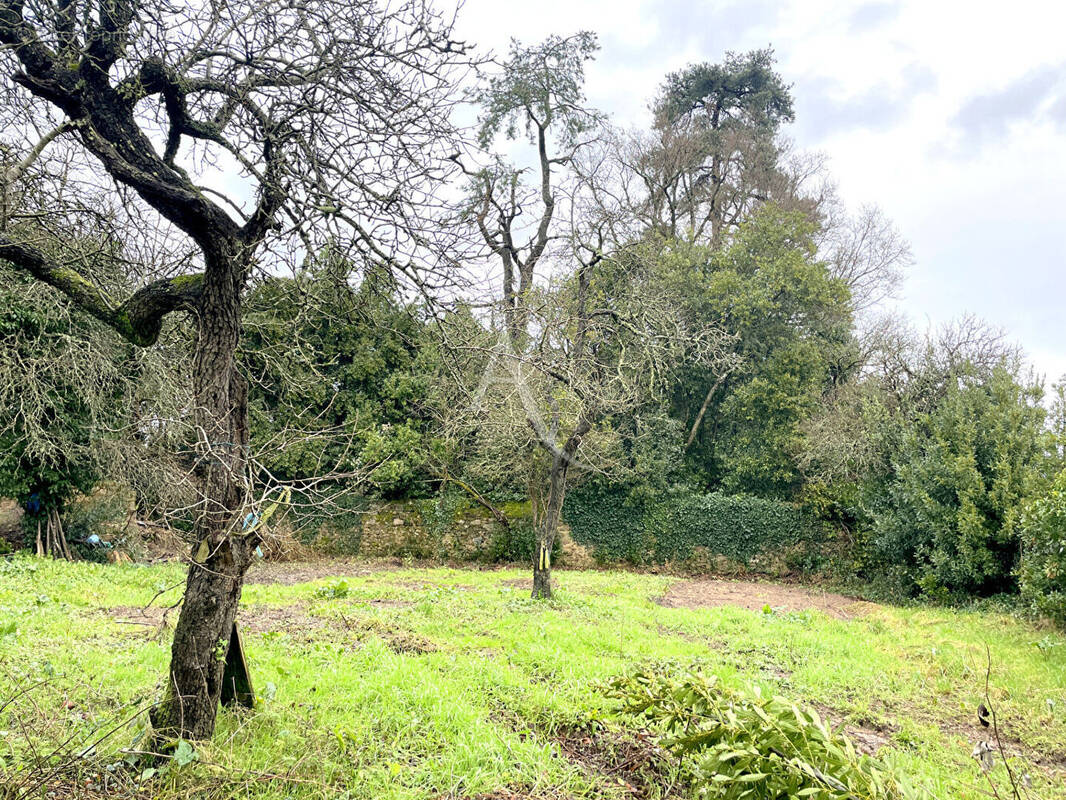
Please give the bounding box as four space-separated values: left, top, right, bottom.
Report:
219 622 255 710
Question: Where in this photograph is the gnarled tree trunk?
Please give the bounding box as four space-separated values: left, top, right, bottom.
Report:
150 254 253 743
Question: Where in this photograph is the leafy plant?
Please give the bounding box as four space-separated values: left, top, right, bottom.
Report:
604 665 927 799
1019 469 1066 626
862 364 1046 598
172 739 198 768
314 580 350 600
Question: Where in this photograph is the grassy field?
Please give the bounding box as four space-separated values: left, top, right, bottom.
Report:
0 555 1064 799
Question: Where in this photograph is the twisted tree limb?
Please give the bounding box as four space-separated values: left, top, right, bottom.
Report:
0 235 203 345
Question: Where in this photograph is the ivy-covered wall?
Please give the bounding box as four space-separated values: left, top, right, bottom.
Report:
563 485 824 573
556 484 651 563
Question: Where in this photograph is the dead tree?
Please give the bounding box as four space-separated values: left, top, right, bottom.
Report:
0 0 469 742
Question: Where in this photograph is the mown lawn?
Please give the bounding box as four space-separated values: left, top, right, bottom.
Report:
0 555 1063 799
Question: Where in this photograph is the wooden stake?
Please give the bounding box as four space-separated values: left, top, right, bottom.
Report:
55 509 73 560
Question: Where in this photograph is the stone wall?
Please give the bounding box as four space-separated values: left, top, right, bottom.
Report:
306 498 594 566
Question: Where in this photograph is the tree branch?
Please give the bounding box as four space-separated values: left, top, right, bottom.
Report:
0 235 202 346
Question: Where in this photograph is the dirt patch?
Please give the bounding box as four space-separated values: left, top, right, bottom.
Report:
105 603 335 637
105 602 437 656
656 579 878 620
107 604 180 633
815 697 1066 774
810 704 895 756
492 708 676 799
238 604 335 634
393 580 476 592
335 614 437 655
501 578 533 590
458 791 571 800
366 598 415 608
244 558 402 585
852 696 1066 773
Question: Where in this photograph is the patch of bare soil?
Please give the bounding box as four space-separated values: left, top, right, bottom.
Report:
394 580 476 593
335 614 437 655
814 695 1066 777
656 579 878 620
492 708 677 800
105 598 438 656
244 557 402 585
858 697 1066 774
105 603 335 637
457 790 571 800
106 604 179 636
366 597 415 608
500 578 533 590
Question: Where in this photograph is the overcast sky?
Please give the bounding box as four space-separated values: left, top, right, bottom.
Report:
455 0 1066 384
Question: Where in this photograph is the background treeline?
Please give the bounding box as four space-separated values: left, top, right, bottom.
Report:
1 46 1063 623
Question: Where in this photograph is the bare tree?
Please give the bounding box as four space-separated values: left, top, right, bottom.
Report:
820 203 913 314
0 0 470 742
459 34 736 598
860 312 1020 406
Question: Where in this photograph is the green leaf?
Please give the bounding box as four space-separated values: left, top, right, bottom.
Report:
172 739 197 768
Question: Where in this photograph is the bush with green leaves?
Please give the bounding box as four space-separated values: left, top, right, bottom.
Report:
605 665 926 799
242 265 441 499
863 364 1046 598
1019 469 1066 626
313 580 350 600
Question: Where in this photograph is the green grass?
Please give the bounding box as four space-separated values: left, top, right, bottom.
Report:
1 555 1064 798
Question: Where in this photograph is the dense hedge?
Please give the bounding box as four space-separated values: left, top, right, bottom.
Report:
564 485 819 566
650 491 816 564
561 483 651 563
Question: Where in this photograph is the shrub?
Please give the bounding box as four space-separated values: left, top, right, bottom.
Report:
605 665 926 799
314 580 350 599
1019 469 1066 626
862 365 1045 598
